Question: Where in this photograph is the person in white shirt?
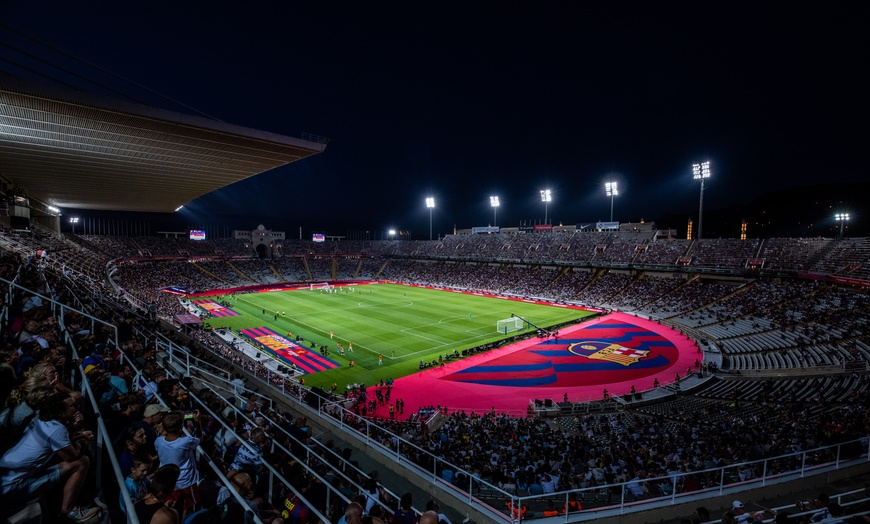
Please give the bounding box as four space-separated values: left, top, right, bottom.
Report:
155 411 200 521
0 391 99 522
231 374 246 396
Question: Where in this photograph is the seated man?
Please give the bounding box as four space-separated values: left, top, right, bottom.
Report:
0 391 99 522
229 427 268 482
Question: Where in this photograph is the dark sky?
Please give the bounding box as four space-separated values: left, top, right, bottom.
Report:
2 2 869 238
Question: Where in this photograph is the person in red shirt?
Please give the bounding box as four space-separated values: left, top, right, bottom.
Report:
281 480 313 523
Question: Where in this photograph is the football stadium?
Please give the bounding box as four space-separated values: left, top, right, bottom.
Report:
2 13 870 524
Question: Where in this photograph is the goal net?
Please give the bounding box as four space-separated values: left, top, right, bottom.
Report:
497 317 524 335
310 282 330 292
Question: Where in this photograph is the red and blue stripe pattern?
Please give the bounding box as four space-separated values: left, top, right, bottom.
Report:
192 299 240 317
441 321 678 387
240 327 340 374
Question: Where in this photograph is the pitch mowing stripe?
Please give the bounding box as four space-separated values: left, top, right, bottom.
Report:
211 284 590 368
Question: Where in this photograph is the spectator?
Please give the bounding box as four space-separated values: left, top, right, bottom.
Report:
363 477 385 514
231 373 246 396
338 501 363 524
392 492 416 524
424 500 452 524
106 393 144 440
155 411 201 521
625 471 648 498
229 426 267 477
419 511 440 524
214 471 283 524
117 425 151 478
119 402 168 457
564 493 582 513
280 477 314 523
0 391 99 522
212 408 239 462
134 463 181 524
120 454 153 513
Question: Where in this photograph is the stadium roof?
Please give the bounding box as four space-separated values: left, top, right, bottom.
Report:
0 74 327 213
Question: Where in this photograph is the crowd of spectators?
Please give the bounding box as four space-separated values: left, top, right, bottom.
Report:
30 230 867 283
1 252 464 523
690 239 762 269
4 226 870 524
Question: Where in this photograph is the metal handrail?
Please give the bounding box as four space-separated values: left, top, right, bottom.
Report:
236 359 870 522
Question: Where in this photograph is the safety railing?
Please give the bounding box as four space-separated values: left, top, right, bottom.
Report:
506 436 870 522
246 365 870 523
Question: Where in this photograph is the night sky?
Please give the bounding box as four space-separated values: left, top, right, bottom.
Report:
2 2 869 238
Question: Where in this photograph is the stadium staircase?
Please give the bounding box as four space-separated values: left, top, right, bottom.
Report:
753 238 767 259
226 260 256 283
301 257 312 280
352 259 363 279
191 261 233 285
373 260 390 279
542 266 572 293
269 263 285 281
683 239 698 257
605 272 643 303
574 269 603 296
806 238 841 268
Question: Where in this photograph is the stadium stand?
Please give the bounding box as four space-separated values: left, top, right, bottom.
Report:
2 228 869 524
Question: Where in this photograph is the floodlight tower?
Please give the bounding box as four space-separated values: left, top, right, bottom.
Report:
693 161 711 239
490 196 500 226
540 189 552 224
425 197 435 240
605 182 618 222
69 216 80 235
835 213 850 239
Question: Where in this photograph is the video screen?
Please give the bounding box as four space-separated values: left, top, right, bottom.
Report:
312 233 326 243
189 230 206 241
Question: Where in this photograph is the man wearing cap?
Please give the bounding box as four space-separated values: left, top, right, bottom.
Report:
732 501 752 524
81 343 109 376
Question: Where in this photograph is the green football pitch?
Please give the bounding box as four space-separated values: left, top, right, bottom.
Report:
201 283 594 389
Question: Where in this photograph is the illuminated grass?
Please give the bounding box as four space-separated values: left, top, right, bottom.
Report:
202 283 593 389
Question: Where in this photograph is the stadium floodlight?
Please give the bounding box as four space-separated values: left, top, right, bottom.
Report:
388 229 396 238
490 196 500 226
605 182 619 222
425 197 435 240
540 189 552 224
174 205 184 212
835 213 850 239
69 216 79 235
692 161 711 239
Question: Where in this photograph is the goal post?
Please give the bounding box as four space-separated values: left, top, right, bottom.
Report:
496 317 524 335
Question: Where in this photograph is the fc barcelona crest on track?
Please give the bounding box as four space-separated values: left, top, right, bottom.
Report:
567 341 649 366
440 320 680 388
